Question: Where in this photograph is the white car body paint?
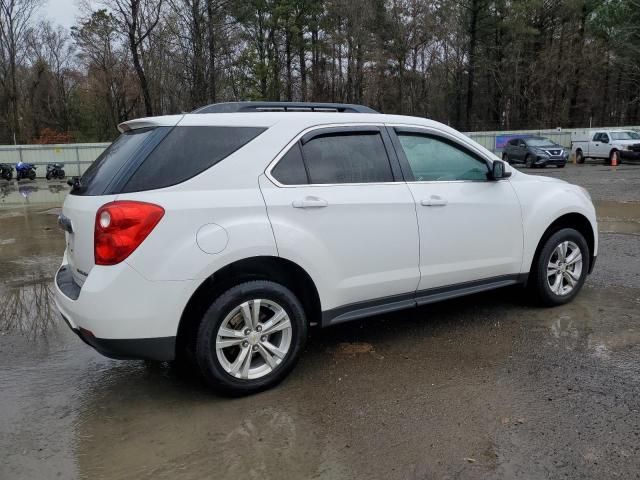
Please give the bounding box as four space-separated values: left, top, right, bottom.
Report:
54 110 598 360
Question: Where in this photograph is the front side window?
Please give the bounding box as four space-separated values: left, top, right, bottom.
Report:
397 133 489 182
300 132 393 184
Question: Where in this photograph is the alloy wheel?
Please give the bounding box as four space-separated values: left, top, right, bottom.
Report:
547 240 583 296
215 299 292 380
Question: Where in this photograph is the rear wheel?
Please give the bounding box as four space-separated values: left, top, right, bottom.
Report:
502 153 510 164
196 280 307 395
575 150 584 164
28 171 36 180
58 169 65 179
530 228 589 306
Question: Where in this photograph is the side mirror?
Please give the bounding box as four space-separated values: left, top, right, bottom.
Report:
491 160 511 180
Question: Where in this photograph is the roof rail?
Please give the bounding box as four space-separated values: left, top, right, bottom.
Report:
192 101 378 114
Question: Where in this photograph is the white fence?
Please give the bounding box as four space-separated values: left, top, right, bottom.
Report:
1 126 639 178
0 143 110 178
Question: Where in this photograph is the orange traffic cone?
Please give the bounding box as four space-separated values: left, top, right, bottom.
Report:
611 151 618 167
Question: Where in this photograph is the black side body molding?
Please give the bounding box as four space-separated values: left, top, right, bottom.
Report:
322 274 526 327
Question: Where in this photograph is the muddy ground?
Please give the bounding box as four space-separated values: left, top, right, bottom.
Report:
1 165 639 479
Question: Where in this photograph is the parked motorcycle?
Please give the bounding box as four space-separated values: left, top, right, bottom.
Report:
15 162 37 181
46 163 66 180
0 163 13 180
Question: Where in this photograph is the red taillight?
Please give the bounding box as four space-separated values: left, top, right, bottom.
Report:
94 201 164 265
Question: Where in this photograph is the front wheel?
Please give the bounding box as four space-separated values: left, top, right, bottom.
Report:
530 228 589 306
46 172 51 180
196 280 308 395
525 154 535 168
28 171 36 180
58 169 65 179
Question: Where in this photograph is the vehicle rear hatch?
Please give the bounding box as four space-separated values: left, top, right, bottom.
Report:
61 116 182 287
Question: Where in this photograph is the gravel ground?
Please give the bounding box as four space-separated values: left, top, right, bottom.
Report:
1 166 639 480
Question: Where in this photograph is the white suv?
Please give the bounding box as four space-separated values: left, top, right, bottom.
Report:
54 102 598 395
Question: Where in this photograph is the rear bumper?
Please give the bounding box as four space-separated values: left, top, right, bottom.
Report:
54 255 196 362
60 312 175 361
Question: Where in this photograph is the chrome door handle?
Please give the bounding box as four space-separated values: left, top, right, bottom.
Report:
292 196 328 208
421 196 448 207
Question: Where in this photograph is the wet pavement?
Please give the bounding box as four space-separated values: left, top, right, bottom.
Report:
1 168 640 479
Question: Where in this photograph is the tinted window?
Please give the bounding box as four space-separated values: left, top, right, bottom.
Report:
122 126 266 193
593 132 604 142
72 127 164 196
301 132 393 184
397 133 488 181
271 143 308 185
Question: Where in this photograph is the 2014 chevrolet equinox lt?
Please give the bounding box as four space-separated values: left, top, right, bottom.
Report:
54 102 597 395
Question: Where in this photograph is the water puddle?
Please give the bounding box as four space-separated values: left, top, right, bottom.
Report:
596 200 640 235
0 179 69 207
0 277 59 339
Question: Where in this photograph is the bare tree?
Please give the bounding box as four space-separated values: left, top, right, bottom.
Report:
0 0 41 142
109 0 163 116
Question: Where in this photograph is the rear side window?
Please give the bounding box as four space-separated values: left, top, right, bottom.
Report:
122 126 266 193
271 143 308 185
72 127 164 196
301 132 393 184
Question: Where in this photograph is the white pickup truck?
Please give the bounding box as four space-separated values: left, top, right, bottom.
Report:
571 129 640 164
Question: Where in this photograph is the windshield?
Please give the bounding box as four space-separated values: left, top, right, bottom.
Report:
526 137 556 147
610 131 640 140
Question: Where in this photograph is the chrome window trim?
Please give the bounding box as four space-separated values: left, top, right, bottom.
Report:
265 122 501 188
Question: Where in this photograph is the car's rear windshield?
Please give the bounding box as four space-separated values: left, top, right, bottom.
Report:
71 125 266 196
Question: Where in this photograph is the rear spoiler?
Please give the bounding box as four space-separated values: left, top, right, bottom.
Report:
118 115 184 133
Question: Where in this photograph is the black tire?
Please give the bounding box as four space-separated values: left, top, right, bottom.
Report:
502 153 510 164
196 280 308 395
46 172 51 180
29 171 36 180
575 150 584 164
530 228 590 307
58 169 65 179
525 154 535 168
556 164 565 168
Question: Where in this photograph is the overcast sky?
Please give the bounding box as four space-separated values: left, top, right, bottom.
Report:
42 0 83 30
